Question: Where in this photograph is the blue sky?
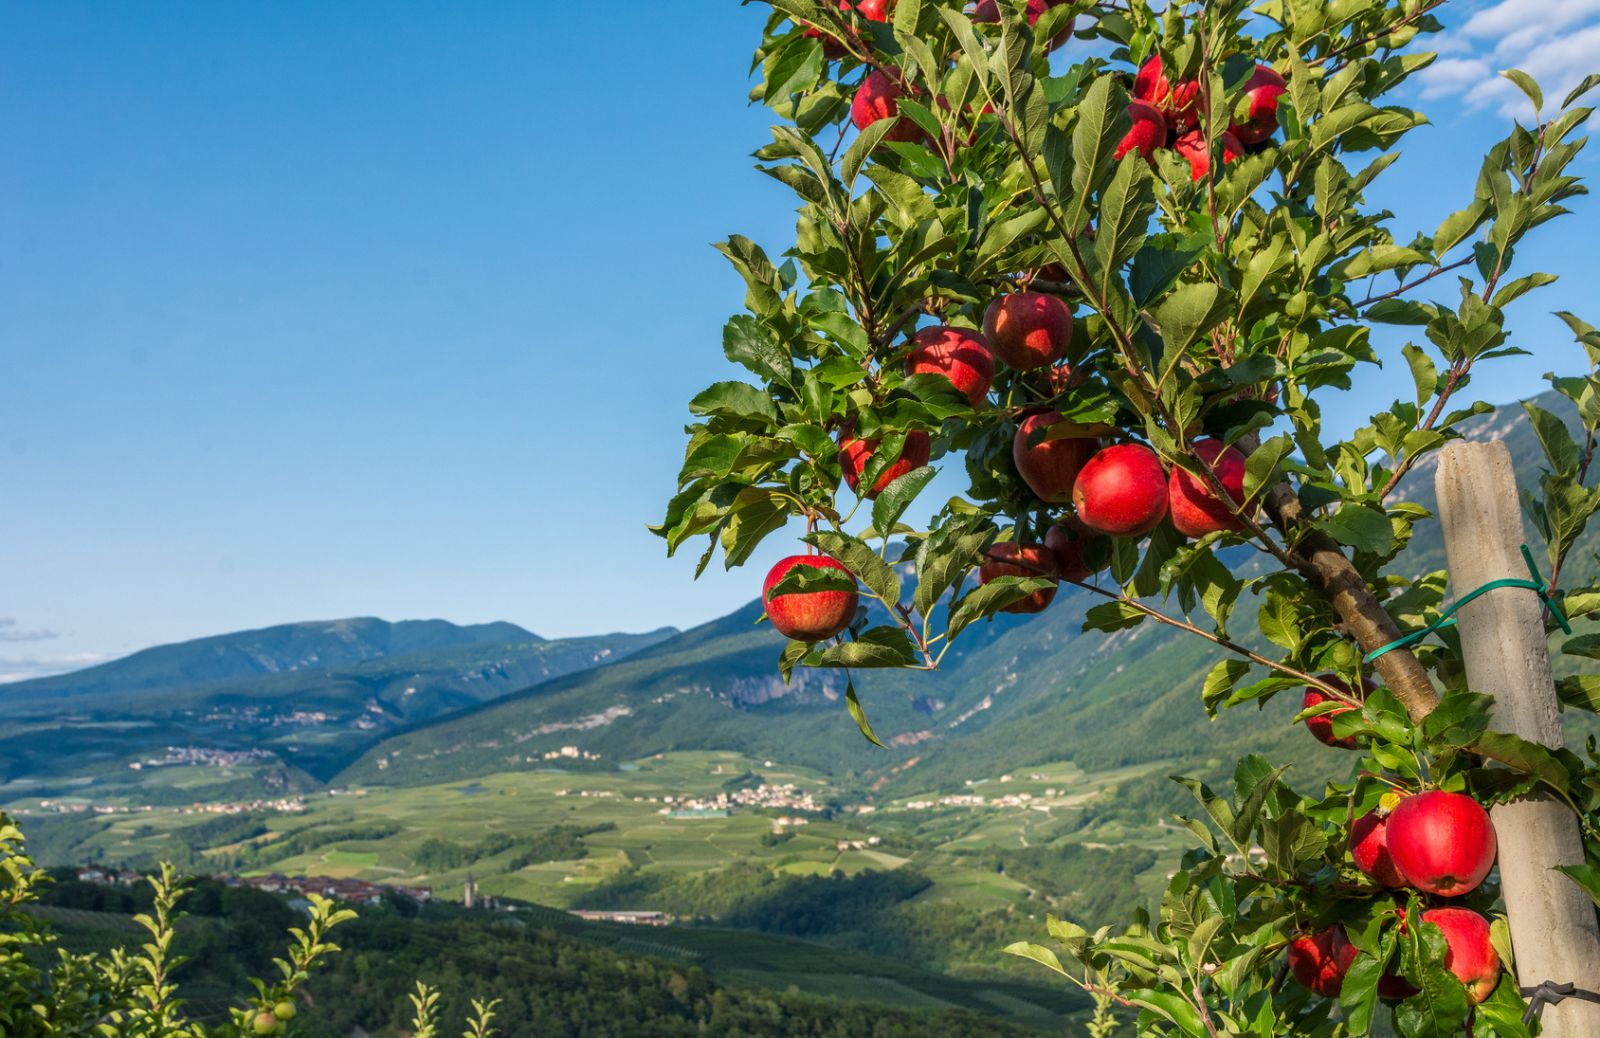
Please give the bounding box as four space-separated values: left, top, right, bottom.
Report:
2 1 1597 679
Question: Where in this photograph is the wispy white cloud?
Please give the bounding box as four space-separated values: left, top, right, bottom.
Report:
0 652 106 684
1418 0 1600 117
0 618 58 643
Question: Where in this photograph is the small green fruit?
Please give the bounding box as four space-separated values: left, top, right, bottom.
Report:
252 1011 280 1036
273 1000 297 1021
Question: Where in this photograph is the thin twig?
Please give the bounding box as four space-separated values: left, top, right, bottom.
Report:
1057 573 1357 703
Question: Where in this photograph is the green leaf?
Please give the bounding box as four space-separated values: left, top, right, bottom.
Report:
1068 74 1127 232
777 639 810 683
1201 659 1251 717
1401 343 1439 409
1126 989 1207 1036
807 530 901 604
1093 155 1156 300
763 38 824 104
1317 504 1393 555
767 565 859 597
816 626 917 668
1083 600 1145 632
841 118 898 188
871 466 936 541
721 488 793 568
913 516 992 618
1499 68 1543 113
1433 200 1488 255
843 675 888 747
1154 282 1229 381
1339 951 1383 1034
1242 434 1293 502
1003 941 1068 975
1556 673 1600 711
1471 730 1575 795
1564 73 1600 108
1555 863 1600 910
1522 401 1580 475
948 576 1055 639
690 381 780 425
1129 242 1200 307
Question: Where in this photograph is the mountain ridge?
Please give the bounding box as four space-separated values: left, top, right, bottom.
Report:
331 390 1592 798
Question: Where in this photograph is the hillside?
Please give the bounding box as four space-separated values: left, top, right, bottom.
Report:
3 617 545 708
336 391 1587 801
0 620 677 801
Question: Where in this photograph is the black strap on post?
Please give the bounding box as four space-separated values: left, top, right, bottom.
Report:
1519 981 1600 1025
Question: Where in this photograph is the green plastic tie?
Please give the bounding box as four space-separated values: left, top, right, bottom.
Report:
1363 545 1572 664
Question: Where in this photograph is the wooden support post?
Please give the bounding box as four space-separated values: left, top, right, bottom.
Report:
1436 439 1600 1037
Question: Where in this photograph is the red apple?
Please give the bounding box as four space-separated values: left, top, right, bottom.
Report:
905 325 995 406
1350 810 1405 888
1073 443 1169 537
984 291 1074 370
1300 675 1373 749
1230 64 1286 146
1173 129 1245 181
1114 101 1167 161
1013 412 1098 504
851 69 925 143
763 555 859 642
1168 438 1248 537
840 429 931 498
1422 907 1501 1003
1044 520 1107 582
1387 790 1497 897
979 541 1059 614
856 0 892 21
1132 55 1200 131
1287 925 1358 998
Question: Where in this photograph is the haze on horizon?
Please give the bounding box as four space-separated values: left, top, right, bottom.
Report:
4 0 1598 682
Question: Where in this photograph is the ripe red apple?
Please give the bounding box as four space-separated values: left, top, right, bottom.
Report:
1287 925 1358 998
851 69 925 143
979 541 1059 614
984 291 1074 370
905 325 995 406
1114 101 1167 161
1300 675 1373 749
856 0 892 21
1350 810 1405 888
1173 129 1245 181
1044 520 1106 582
839 429 931 498
1132 55 1200 131
1073 443 1169 537
1167 438 1248 537
1230 64 1287 145
1387 790 1497 897
1013 412 1097 504
1422 907 1501 1003
763 555 859 642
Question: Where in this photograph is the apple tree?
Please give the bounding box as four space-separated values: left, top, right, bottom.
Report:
655 0 1600 1034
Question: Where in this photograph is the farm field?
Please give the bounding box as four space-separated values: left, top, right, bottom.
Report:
8 749 1189 921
